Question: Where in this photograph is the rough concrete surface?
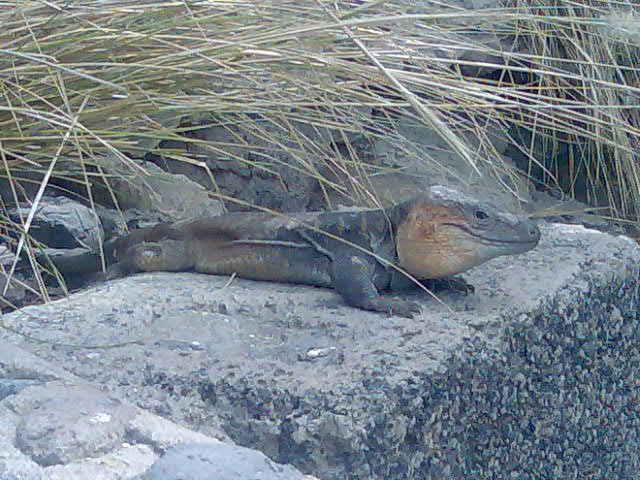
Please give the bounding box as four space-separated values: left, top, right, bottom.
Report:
0 342 306 480
139 442 307 480
13 383 137 466
2 223 639 479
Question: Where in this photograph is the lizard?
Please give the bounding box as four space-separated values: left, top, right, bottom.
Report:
105 186 540 318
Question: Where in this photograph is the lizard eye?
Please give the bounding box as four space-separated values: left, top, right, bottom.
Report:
474 208 490 221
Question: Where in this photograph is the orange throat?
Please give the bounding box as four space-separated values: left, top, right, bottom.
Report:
395 206 480 279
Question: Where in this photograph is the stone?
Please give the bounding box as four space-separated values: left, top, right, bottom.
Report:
2 223 639 478
11 384 136 466
14 196 103 252
140 442 306 480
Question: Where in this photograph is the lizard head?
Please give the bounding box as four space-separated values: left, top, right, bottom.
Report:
394 186 541 279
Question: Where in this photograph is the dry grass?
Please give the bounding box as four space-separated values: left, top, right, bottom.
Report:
506 0 640 218
0 0 638 306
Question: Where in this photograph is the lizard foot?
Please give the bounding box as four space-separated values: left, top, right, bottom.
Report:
363 297 422 318
104 262 133 280
422 276 475 295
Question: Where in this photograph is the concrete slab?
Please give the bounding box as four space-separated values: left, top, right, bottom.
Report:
2 223 639 479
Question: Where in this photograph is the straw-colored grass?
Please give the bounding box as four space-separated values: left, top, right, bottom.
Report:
1 0 638 307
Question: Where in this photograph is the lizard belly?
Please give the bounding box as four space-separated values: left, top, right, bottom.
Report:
192 240 333 287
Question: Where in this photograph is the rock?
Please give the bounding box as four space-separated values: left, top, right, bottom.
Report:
95 156 225 222
11 383 136 466
9 196 105 277
0 247 26 307
364 115 533 211
140 443 306 480
0 379 42 401
0 340 273 480
0 245 13 265
0 271 27 309
148 123 320 212
149 112 535 216
529 188 622 231
2 223 638 478
14 196 103 252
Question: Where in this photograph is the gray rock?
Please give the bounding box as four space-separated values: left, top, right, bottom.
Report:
100 156 225 222
365 114 533 212
12 384 136 466
11 196 105 277
0 271 27 307
464 0 502 7
15 196 103 252
1 245 13 266
140 442 306 480
0 341 75 384
2 223 639 479
149 123 320 213
0 342 236 480
0 379 43 401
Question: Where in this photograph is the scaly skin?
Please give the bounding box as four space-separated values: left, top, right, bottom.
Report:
107 186 541 317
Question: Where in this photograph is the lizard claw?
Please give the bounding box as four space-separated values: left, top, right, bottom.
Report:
390 300 422 318
364 298 421 318
445 276 475 295
421 276 474 295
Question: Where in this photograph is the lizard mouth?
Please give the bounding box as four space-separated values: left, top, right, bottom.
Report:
444 222 541 248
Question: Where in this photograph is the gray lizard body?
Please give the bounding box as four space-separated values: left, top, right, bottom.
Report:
107 186 541 317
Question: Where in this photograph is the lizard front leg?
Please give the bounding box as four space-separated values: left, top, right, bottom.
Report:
330 253 421 318
292 228 420 317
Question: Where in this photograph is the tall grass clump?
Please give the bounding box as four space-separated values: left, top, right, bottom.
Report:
503 0 640 220
0 1 638 306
